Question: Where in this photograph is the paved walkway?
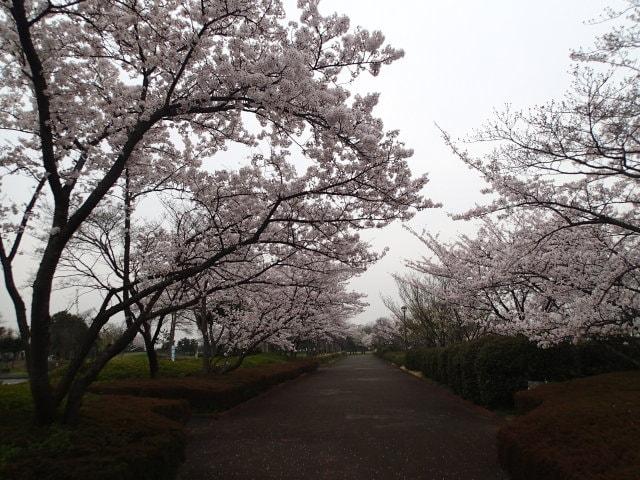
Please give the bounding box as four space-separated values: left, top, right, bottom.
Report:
178 355 508 480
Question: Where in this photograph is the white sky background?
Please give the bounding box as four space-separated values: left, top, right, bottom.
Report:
0 0 624 330
304 0 621 325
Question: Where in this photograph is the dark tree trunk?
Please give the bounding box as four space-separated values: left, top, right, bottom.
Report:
141 329 159 379
62 317 144 423
147 347 159 378
201 331 212 373
197 313 213 374
30 242 66 425
219 353 246 374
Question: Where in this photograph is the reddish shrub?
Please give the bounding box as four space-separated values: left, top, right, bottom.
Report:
89 359 318 410
1 360 316 479
1 395 189 480
498 370 640 480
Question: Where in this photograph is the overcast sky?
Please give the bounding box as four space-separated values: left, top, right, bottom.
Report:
0 0 623 330
304 0 621 325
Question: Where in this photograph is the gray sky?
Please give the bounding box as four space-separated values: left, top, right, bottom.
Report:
0 0 621 329
308 0 619 324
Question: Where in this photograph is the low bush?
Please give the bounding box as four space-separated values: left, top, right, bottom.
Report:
1 356 316 479
498 370 640 480
403 348 419 370
376 350 406 365
527 338 640 382
90 359 318 410
0 388 189 480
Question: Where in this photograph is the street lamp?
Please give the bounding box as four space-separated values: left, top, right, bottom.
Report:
400 305 408 350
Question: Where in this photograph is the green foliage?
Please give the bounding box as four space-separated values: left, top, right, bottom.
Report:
0 335 23 355
95 324 126 354
474 336 535 407
531 338 640 381
405 336 640 409
50 311 89 360
458 341 482 400
404 348 421 370
499 371 640 480
175 338 198 356
0 327 24 373
376 350 406 365
0 351 307 478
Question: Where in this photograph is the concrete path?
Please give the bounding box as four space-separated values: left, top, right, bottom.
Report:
178 355 508 480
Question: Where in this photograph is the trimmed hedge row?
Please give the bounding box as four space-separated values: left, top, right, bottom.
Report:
498 370 640 480
90 359 319 410
1 394 190 480
404 336 640 408
376 350 406 366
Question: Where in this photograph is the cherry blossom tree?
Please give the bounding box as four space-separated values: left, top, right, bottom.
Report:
410 214 640 345
443 2 640 238
0 0 431 424
370 316 403 351
429 1 640 346
189 269 362 372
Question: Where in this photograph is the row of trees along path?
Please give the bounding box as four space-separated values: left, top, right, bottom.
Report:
178 355 507 480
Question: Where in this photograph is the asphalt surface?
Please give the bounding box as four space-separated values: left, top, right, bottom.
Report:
178 354 509 480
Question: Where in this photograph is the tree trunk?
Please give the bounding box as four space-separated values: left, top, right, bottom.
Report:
198 316 213 374
141 329 159 379
147 347 159 378
62 318 143 423
201 334 212 373
220 353 246 374
62 377 89 425
30 246 65 425
29 362 57 425
168 313 177 350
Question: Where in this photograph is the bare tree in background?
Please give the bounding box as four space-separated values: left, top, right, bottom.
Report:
383 274 486 348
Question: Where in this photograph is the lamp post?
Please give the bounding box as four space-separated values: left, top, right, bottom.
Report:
401 305 408 351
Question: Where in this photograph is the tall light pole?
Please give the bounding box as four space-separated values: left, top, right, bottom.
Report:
401 305 408 351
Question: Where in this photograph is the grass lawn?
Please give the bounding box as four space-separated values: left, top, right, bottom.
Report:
47 351 292 382
0 359 28 377
100 351 292 379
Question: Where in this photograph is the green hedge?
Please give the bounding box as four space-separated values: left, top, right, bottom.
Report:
375 350 406 365
405 336 640 409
